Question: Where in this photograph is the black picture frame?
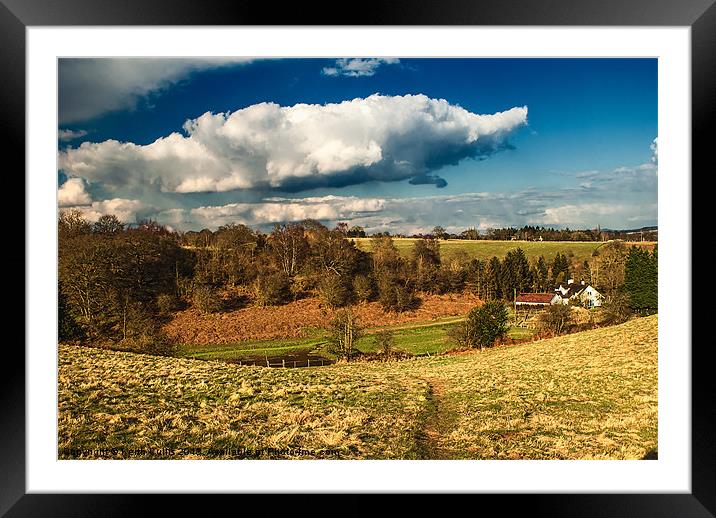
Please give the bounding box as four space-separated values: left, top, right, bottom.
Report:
3 0 710 514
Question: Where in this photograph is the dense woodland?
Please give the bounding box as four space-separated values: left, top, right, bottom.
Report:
58 210 657 352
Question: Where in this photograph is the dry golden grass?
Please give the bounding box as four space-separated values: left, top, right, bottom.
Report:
59 315 657 460
58 346 430 459
404 315 658 459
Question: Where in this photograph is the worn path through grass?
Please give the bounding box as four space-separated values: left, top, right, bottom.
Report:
415 377 458 459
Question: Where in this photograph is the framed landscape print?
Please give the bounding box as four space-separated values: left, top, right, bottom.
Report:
5 0 711 514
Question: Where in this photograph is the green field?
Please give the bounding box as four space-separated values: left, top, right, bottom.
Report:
351 238 644 263
177 316 533 363
59 315 657 459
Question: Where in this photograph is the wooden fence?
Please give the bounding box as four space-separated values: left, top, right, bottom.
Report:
235 358 330 368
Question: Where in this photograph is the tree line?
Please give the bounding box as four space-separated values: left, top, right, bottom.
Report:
419 225 657 242
58 211 657 353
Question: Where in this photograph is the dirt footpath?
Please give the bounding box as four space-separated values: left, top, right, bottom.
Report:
163 293 482 344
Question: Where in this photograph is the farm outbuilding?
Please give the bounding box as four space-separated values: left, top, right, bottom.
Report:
514 292 561 328
515 293 562 306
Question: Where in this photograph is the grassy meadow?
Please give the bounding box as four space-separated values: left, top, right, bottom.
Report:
177 315 533 364
351 238 656 263
59 315 657 460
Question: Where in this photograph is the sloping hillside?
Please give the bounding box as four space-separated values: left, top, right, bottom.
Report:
58 315 657 459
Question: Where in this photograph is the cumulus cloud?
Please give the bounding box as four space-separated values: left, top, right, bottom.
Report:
58 178 92 207
651 137 658 164
189 195 386 228
58 129 88 141
322 58 400 77
70 144 655 233
69 198 147 224
59 58 251 123
59 94 528 194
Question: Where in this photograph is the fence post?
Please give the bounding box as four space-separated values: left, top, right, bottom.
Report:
307 358 310 367
293 361 297 368
282 359 285 368
266 359 269 367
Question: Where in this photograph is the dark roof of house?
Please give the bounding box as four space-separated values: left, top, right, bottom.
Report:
515 293 556 304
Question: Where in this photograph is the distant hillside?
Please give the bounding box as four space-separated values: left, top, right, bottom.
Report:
351 238 655 263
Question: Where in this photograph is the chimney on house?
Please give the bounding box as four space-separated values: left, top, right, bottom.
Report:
567 278 574 285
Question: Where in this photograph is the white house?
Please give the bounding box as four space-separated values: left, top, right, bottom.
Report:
554 279 603 308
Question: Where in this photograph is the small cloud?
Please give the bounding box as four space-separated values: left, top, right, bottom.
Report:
651 137 658 164
58 129 88 141
321 58 400 78
408 174 448 188
58 177 92 207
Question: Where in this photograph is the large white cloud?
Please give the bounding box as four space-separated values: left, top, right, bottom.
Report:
59 94 528 193
59 58 251 124
58 178 92 207
64 142 656 233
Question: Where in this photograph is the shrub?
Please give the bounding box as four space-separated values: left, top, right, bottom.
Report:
192 285 223 314
142 335 178 357
372 330 395 357
599 291 632 326
328 308 362 361
450 301 509 350
353 274 376 302
253 272 291 307
447 321 473 349
538 304 575 335
318 274 352 308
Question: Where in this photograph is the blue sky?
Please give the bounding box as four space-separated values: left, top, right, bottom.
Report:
57 58 657 233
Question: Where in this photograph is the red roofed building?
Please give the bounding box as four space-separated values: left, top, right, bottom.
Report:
515 292 561 306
